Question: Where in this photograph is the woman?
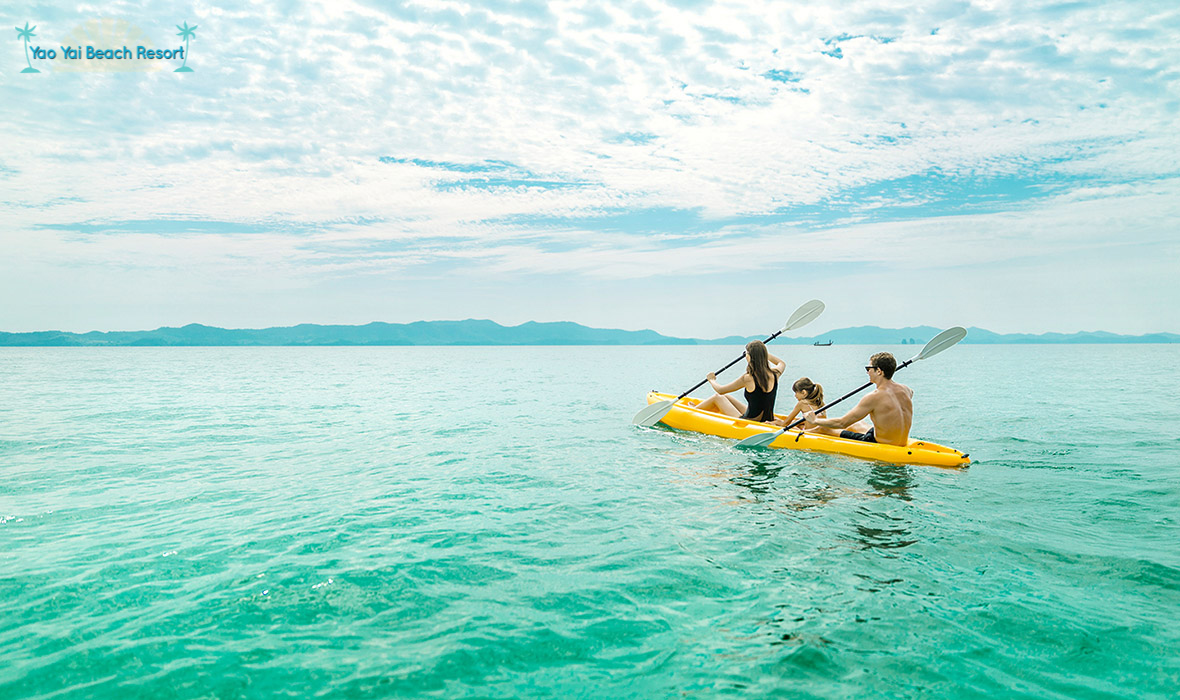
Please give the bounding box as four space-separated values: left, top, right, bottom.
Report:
694 340 785 422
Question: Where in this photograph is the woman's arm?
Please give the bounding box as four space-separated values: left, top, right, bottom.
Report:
707 371 750 395
767 353 787 375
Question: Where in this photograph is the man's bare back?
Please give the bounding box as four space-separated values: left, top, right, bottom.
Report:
859 379 913 446
803 352 914 446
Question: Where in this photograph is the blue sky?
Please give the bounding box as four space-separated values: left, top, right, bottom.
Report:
2 1 1178 336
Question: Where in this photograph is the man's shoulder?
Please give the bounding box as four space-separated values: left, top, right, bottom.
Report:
890 381 914 399
862 387 885 403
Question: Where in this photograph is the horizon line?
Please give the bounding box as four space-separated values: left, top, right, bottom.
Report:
1 318 1178 342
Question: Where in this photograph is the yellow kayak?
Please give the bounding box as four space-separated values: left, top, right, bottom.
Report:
645 391 970 468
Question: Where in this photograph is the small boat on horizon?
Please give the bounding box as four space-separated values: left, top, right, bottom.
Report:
813 340 833 346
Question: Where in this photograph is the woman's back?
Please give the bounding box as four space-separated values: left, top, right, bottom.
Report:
741 371 779 422
692 341 786 422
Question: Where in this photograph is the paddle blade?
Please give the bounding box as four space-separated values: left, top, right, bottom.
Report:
782 299 825 332
736 431 780 449
915 326 968 361
631 399 677 426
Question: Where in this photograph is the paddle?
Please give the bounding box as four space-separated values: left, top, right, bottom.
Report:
631 299 826 427
735 326 968 449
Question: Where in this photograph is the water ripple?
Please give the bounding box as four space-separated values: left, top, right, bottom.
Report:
1 346 1178 698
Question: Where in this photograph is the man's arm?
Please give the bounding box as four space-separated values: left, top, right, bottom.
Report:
806 394 874 429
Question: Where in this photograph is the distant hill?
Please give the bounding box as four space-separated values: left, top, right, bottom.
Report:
0 320 1175 346
0 321 691 347
795 326 1180 345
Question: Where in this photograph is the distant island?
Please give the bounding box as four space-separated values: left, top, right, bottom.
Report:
0 320 1176 346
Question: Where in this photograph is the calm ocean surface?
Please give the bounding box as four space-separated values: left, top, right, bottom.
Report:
1 345 1178 698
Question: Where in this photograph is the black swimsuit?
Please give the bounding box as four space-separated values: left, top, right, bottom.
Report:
741 375 779 422
840 428 877 443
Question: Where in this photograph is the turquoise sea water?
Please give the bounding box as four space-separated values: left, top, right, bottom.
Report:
1 345 1178 698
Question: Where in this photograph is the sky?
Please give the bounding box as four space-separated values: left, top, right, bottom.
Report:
2 0 1178 337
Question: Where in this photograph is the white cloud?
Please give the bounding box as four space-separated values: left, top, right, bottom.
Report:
1 0 1177 333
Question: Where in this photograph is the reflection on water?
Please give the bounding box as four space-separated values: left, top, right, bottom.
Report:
673 441 922 557
726 454 921 551
852 510 918 550
854 573 905 593
729 455 783 495
853 463 918 551
866 463 916 501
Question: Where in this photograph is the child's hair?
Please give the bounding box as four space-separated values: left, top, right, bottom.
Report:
792 377 823 406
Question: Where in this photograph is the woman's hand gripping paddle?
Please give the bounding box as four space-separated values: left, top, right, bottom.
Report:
735 326 968 449
631 300 826 427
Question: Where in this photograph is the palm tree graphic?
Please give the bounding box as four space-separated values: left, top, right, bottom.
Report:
16 22 39 73
175 21 196 72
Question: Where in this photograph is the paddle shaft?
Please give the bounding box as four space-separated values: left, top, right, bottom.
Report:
674 328 790 400
781 357 916 431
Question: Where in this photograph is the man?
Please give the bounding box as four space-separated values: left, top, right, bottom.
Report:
803 352 913 446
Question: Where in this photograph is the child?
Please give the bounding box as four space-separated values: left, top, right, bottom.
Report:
776 377 871 436
773 378 840 435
